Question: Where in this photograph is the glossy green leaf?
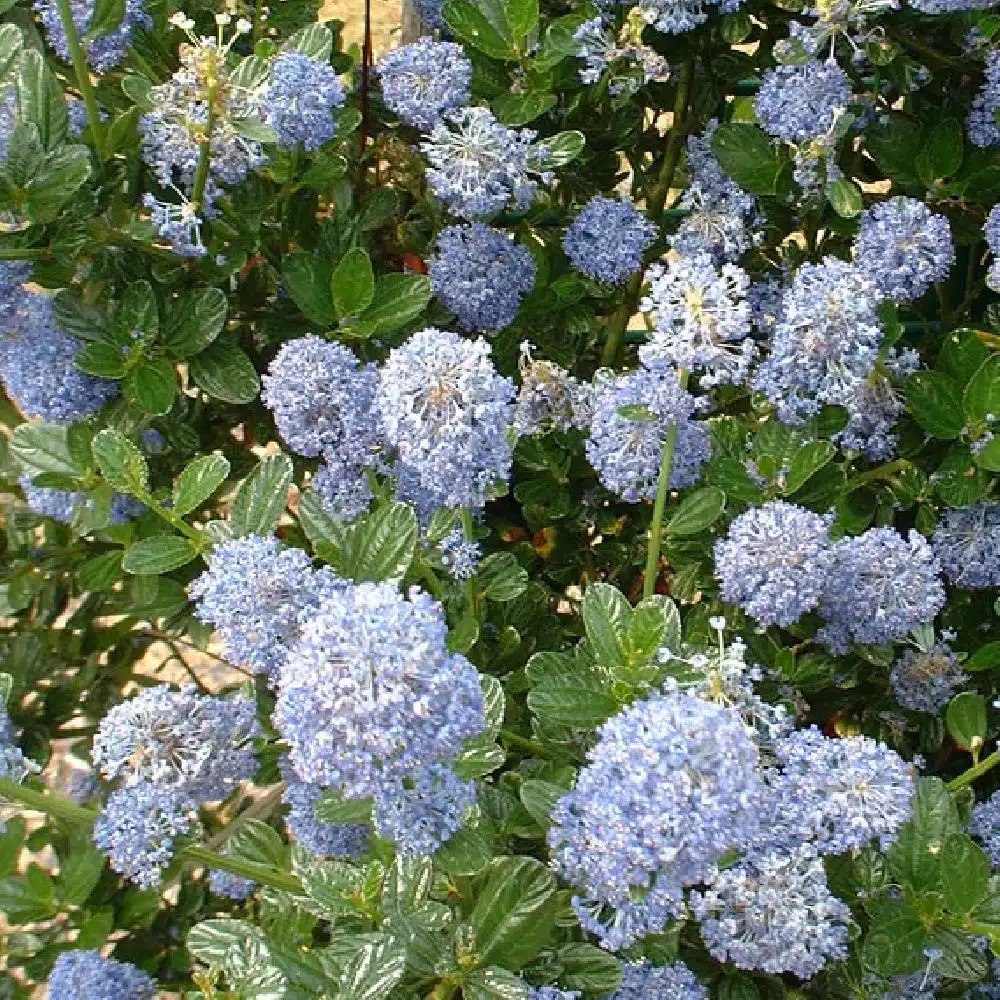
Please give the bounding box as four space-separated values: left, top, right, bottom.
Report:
230 453 293 538
122 535 199 575
172 454 231 516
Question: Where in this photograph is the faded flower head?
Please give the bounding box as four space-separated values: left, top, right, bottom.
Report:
931 502 1000 590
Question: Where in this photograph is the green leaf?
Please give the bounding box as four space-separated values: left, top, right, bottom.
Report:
540 130 585 168
581 582 631 668
230 453 293 538
966 641 1000 673
935 448 988 507
332 247 375 318
436 825 494 875
359 273 432 334
491 91 556 126
504 0 538 38
297 488 350 557
975 435 1000 472
16 50 66 150
0 25 23 89
342 502 418 584
526 673 619 728
227 821 289 869
121 73 153 110
785 440 837 494
518 779 564 827
77 550 123 590
86 0 125 38
442 0 516 59
711 123 781 195
828 177 863 217
338 938 407 1000
464 968 529 1000
26 145 91 223
888 777 959 892
282 252 336 325
906 371 965 439
555 943 622 994
167 287 228 356
91 429 148 493
624 595 680 666
57 841 105 906
283 22 334 60
172 454 230 516
189 343 261 404
74 341 126 378
963 354 1000 424
469 857 557 968
124 359 176 415
11 423 78 477
122 535 199 575
0 871 55 923
923 117 964 180
946 691 987 754
188 919 263 966
939 329 989 386
861 898 929 976
356 188 399 232
940 834 990 914
477 552 528 602
665 486 726 536
314 790 373 825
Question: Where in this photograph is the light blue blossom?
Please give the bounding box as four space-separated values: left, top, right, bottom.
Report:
608 960 707 1000
548 687 761 950
632 0 745 35
527 988 581 1000
209 866 256 900
890 643 965 714
281 763 370 857
714 501 834 627
47 949 157 1000
985 204 1000 292
638 251 754 386
262 51 344 151
932 502 1000 589
585 367 710 502
20 477 143 527
377 39 471 131
755 60 851 143
275 582 486 800
572 17 670 97
690 849 850 979
439 528 481 579
563 196 657 286
970 791 1000 867
428 223 536 331
311 459 374 524
35 0 151 71
853 197 954 302
376 328 515 511
969 50 1000 148
817 527 945 652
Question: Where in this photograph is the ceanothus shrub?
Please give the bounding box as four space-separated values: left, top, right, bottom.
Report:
3 0 1000 995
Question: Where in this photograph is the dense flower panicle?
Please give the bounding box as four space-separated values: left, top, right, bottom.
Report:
189 535 344 678
890 644 965 714
970 791 1000 867
438 529 481 579
311 459 374 524
691 849 850 979
853 198 954 302
762 727 915 854
35 0 151 71
47 949 157 1000
372 762 475 855
714 501 834 627
548 688 761 949
585 367 710 502
275 582 486 800
376 328 515 511
262 51 344 151
563 196 657 285
281 767 370 857
20 478 144 526
261 336 381 462
421 107 551 219
208 867 256 900
527 988 581 1000
969 50 1000 147
377 39 471 131
986 204 1000 291
609 960 708 1000
755 60 851 143
931 502 1000 589
752 257 884 423
512 345 593 436
92 685 257 802
572 17 670 97
413 0 445 27
428 224 536 331
93 782 195 888
0 290 119 423
817 528 945 652
639 252 754 386
631 0 745 35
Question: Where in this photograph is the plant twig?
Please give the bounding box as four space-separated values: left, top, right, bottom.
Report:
54 0 106 158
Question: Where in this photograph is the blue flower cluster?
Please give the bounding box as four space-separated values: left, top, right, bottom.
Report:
931 502 1000 589
91 685 257 885
422 107 551 219
639 251 754 386
752 257 884 423
610 961 707 1000
377 39 471 131
714 501 834 627
35 0 151 71
563 196 657 285
572 17 670 97
438 528 481 579
755 59 851 143
262 51 345 151
428 223 536 331
281 761 370 857
632 0 744 35
969 50 1000 147
986 204 1000 291
190 534 344 679
585 366 710 502
527 988 581 1000
377 327 515 511
970 790 1000 867
275 582 485 853
47 949 157 1000
548 686 761 949
817 527 945 652
20 476 143 527
890 643 965 714
0 287 118 423
209 864 256 900
853 197 954 302
690 849 850 979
